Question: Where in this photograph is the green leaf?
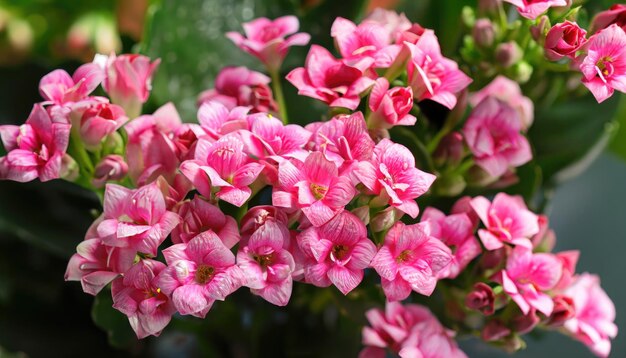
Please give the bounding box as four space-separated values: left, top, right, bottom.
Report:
91 289 137 349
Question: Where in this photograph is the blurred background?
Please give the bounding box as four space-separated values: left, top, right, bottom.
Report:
0 0 623 357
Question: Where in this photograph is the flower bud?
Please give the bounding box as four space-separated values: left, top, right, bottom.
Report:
351 206 370 226
433 132 465 167
546 295 575 327
368 78 416 129
370 207 400 233
61 154 79 182
511 309 539 334
80 102 128 150
466 283 496 315
473 19 495 48
495 41 522 68
511 61 533 83
92 154 128 188
482 319 511 341
544 21 587 61
530 15 550 42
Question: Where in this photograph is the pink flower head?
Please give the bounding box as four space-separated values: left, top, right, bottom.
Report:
463 97 532 178
590 4 626 34
503 0 568 20
579 24 626 103
156 232 245 317
330 17 390 60
97 183 181 257
562 273 617 357
92 154 128 188
364 9 412 43
197 100 250 141
180 135 264 207
237 220 295 306
297 210 376 295
421 207 481 279
240 205 289 237
0 104 70 182
368 78 416 129
405 30 472 109
198 66 277 113
355 139 436 218
471 193 539 250
227 16 310 72
171 195 240 248
111 259 176 338
39 63 103 105
286 45 375 110
242 112 311 161
494 246 562 316
470 75 534 130
545 21 587 61
78 102 128 149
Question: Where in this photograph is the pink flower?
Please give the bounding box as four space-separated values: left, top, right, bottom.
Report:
421 207 481 279
227 16 310 72
237 220 295 306
493 246 562 316
355 139 436 218
371 222 452 301
545 21 587 61
0 104 70 182
579 24 626 103
405 30 472 109
463 97 532 178
470 75 534 130
196 100 250 141
92 154 128 188
368 78 416 128
286 45 375 110
39 63 103 105
470 193 539 250
297 211 376 295
330 17 389 60
197 66 277 113
503 0 568 20
78 102 128 149
111 259 176 338
364 9 412 43
240 205 289 237
466 282 496 315
156 232 244 317
180 135 264 207
171 195 240 248
590 4 626 33
242 112 311 161
96 183 181 257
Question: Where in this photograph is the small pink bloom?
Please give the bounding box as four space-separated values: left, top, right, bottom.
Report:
470 193 539 250
78 102 128 149
466 282 496 315
331 17 389 60
355 139 436 218
242 112 311 161
547 295 575 326
39 63 103 105
469 76 534 130
579 24 626 103
590 4 626 33
368 78 416 129
371 222 452 301
286 45 375 110
297 211 376 295
493 246 562 316
92 154 128 188
503 0 568 20
111 259 176 338
197 100 250 141
240 205 289 237
227 16 310 72
545 21 587 61
0 104 70 182
156 232 245 317
364 8 412 43
463 97 532 178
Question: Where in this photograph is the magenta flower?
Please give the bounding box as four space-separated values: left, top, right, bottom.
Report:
78 102 128 149
355 139 436 218
227 16 310 72
470 193 539 250
368 78 416 129
371 222 452 301
545 21 587 61
463 97 532 178
297 211 376 295
330 17 389 60
590 4 626 33
92 154 128 188
39 63 103 105
96 183 181 257
111 259 176 339
579 24 626 103
493 246 562 316
0 104 70 182
156 232 244 317
286 45 375 110
180 135 264 207
503 0 568 20
470 75 534 130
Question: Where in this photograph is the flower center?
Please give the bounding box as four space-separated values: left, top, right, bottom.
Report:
331 244 350 261
596 56 615 80
310 183 328 200
195 264 215 284
253 252 274 267
396 249 413 263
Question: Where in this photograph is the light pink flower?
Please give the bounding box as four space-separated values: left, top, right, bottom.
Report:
371 222 452 301
227 16 310 72
78 102 128 149
562 273 617 357
545 21 587 61
355 139 436 218
503 0 568 20
297 211 376 295
579 24 626 103
0 104 70 182
469 75 534 130
39 63 103 105
493 246 562 316
405 30 472 109
463 97 532 178
92 154 128 188
330 17 389 60
111 259 176 338
421 207 481 279
368 78 416 128
242 112 311 161
171 195 239 248
364 8 412 43
196 100 250 141
470 193 539 250
286 45 375 110
180 135 264 207
590 4 626 33
156 232 245 317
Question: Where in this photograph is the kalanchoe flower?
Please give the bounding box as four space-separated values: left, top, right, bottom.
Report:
466 282 496 315
240 205 289 237
242 112 311 162
590 4 626 34
111 259 176 339
92 154 128 188
286 45 375 110
470 75 534 130
545 21 587 61
0 104 70 182
367 78 416 129
503 0 568 20
463 97 532 178
330 17 389 61
547 295 576 327
297 211 376 295
156 232 245 318
39 63 103 106
579 24 626 103
196 100 250 141
364 8 412 43
227 16 310 72
371 222 452 301
78 102 128 150
470 193 539 250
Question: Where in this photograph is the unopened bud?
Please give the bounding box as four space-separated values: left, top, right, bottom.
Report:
495 41 522 68
92 154 128 188
466 282 496 315
473 19 495 48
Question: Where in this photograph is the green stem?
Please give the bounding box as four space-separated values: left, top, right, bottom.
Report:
270 70 288 124
67 127 95 190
